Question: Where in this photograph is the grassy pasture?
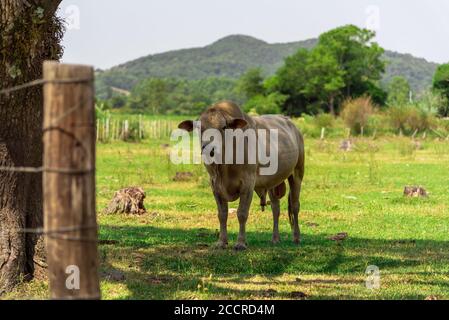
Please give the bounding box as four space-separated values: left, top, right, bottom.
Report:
4 134 449 300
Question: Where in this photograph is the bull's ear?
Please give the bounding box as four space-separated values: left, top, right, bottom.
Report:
178 120 194 132
227 118 247 129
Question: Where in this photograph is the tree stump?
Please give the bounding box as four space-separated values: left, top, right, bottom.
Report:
328 232 348 241
106 187 147 214
340 139 352 151
403 186 428 198
173 172 193 181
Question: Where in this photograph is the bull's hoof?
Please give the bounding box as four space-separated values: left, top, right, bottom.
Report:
213 240 228 249
233 243 247 251
272 234 280 244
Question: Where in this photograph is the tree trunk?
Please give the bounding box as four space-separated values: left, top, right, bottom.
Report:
328 95 335 116
0 0 62 294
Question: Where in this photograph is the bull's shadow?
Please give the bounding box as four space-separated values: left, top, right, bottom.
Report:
98 224 448 299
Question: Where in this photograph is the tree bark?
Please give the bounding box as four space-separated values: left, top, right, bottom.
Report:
0 0 62 294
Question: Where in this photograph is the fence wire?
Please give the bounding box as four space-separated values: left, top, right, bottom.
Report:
0 77 96 239
0 77 92 95
17 225 98 242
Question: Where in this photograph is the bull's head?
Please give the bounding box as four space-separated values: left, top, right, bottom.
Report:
178 107 247 155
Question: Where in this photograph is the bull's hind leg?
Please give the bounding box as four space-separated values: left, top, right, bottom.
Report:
268 189 280 244
288 170 302 244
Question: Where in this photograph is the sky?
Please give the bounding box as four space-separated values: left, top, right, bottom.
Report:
59 0 449 70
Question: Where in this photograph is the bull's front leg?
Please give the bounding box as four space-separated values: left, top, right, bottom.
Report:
234 188 254 251
213 191 228 249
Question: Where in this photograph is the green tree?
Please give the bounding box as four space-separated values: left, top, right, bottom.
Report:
109 94 128 109
317 25 385 98
361 81 387 106
237 68 265 99
129 78 169 113
303 48 345 115
432 63 449 116
243 92 287 115
387 76 411 106
273 25 386 116
272 49 310 116
127 77 241 115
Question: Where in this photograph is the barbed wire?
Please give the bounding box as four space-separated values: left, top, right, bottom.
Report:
16 225 99 242
0 165 93 174
0 77 92 95
0 77 97 242
0 77 93 175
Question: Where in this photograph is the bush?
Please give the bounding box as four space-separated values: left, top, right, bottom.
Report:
417 90 447 115
366 113 390 136
95 102 110 120
388 106 408 133
291 116 321 138
243 93 286 115
291 115 346 139
438 118 449 132
340 96 375 134
388 105 436 134
313 113 334 129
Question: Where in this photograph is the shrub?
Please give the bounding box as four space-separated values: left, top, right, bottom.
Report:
313 113 334 129
366 113 390 136
388 106 408 133
340 96 375 134
438 118 449 133
388 105 436 134
291 116 321 138
95 102 110 120
243 93 286 115
418 90 448 115
405 108 424 132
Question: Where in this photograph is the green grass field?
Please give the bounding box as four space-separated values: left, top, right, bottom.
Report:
5 135 449 300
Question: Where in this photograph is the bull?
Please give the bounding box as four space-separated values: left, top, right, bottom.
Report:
178 101 304 250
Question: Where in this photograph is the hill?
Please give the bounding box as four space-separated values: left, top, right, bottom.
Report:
96 35 438 97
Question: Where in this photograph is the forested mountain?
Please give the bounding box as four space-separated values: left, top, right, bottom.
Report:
382 51 438 93
96 35 438 98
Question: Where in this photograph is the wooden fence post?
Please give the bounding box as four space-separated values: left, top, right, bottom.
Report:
43 61 100 299
114 120 119 140
138 114 143 140
123 119 129 140
96 119 99 142
105 117 110 142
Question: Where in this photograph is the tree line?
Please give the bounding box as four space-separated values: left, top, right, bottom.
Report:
99 25 449 118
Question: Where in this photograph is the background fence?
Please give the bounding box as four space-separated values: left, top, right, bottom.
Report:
96 117 180 142
95 115 449 143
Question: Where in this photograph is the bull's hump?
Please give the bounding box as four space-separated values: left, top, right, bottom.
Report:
254 114 292 130
211 101 245 119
